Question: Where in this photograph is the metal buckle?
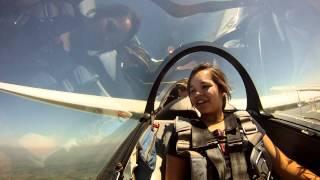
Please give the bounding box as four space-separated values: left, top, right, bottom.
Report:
243 126 258 135
251 145 271 180
205 139 219 149
227 138 243 152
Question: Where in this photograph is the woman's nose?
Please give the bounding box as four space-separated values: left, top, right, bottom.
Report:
194 90 201 96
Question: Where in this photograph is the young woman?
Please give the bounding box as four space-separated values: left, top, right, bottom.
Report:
166 63 320 180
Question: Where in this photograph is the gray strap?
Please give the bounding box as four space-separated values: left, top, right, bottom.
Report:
192 124 217 149
246 131 263 146
189 151 207 180
229 152 250 180
175 116 192 152
231 111 259 180
234 111 258 134
206 148 226 180
234 111 263 146
250 140 272 180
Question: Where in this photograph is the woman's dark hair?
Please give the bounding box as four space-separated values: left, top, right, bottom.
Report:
187 63 231 109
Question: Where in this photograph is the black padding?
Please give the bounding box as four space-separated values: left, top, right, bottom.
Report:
156 97 199 120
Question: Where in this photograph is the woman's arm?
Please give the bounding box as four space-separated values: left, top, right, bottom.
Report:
263 135 320 180
165 154 188 180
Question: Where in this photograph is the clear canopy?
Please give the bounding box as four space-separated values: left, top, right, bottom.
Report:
0 0 320 179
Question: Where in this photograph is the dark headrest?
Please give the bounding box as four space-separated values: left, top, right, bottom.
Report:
156 97 197 120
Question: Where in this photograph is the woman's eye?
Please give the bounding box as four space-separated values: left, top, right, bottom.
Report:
190 89 195 94
202 84 210 89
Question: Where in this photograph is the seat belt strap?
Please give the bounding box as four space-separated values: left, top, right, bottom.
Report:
250 141 272 180
224 114 243 152
206 148 226 180
234 111 272 179
234 111 263 146
234 111 258 134
188 151 207 180
192 124 217 149
175 117 208 180
175 116 192 152
224 114 250 180
229 152 250 180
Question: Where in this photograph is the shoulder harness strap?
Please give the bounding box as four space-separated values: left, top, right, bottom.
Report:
192 123 227 180
234 111 263 146
175 116 227 180
234 111 272 180
175 116 192 153
225 114 250 180
174 113 272 180
175 116 208 180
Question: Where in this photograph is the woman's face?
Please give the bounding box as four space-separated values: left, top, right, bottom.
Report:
189 69 224 116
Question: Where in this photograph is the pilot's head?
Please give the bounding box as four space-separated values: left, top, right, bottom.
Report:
81 3 140 52
175 78 189 98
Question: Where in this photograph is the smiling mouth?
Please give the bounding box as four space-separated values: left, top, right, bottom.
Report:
196 99 208 107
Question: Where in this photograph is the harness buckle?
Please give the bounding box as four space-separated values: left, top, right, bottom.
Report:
227 139 243 152
250 142 271 180
243 126 258 135
191 139 219 152
207 139 219 147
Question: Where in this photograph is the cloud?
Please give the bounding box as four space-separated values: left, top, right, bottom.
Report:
63 134 104 152
63 138 77 151
18 133 57 159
